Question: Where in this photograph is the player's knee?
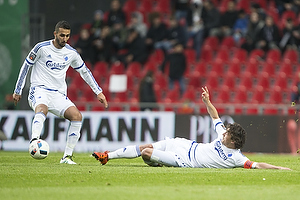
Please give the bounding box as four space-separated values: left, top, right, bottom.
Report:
73 111 82 121
139 144 153 152
141 148 153 160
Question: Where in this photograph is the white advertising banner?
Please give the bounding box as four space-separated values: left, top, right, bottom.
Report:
0 111 175 152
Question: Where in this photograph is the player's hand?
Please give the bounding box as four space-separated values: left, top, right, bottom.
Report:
12 93 21 106
97 92 108 108
201 86 210 103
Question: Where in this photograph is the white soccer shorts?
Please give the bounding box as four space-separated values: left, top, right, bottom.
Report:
28 86 75 118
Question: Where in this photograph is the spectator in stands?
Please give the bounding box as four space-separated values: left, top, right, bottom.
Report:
201 0 220 38
250 3 266 20
256 15 281 52
166 16 187 48
171 0 191 21
117 28 148 67
211 1 238 39
145 12 168 52
110 19 129 52
232 9 249 45
90 10 105 38
241 12 264 52
293 0 300 15
92 26 113 63
126 12 147 38
279 18 300 51
107 0 126 27
139 71 157 111
186 0 203 60
75 28 94 64
161 43 187 95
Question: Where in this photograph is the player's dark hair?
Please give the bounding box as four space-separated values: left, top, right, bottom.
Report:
55 20 71 32
226 123 246 149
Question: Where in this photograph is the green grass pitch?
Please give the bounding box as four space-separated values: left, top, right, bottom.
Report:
0 152 299 200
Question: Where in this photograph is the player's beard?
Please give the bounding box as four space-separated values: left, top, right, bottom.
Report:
55 37 66 48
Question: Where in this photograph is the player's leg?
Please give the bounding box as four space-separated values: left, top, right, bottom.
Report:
48 92 81 164
61 105 82 164
31 104 48 142
141 148 179 167
92 144 153 165
28 87 49 142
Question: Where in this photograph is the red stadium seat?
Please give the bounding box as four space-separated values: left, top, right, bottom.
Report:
184 48 197 66
279 60 293 77
256 72 270 90
123 0 137 14
93 61 109 84
215 48 230 63
223 71 236 89
153 0 171 14
282 49 298 64
181 86 197 102
234 85 248 103
266 49 281 64
210 59 224 74
126 62 142 78
200 46 214 63
236 0 251 13
231 48 248 64
261 60 276 77
110 62 125 75
220 36 236 50
240 72 253 90
203 36 219 52
268 86 283 104
243 58 259 77
154 72 168 92
215 85 230 103
251 85 265 104
138 0 153 20
187 75 202 90
193 62 207 77
227 59 242 76
205 71 220 90
273 72 288 90
248 49 264 61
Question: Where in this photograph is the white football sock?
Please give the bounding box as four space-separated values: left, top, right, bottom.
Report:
63 121 81 158
108 145 141 159
31 112 46 140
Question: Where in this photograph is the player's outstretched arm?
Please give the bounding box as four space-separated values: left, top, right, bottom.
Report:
255 162 291 170
201 86 219 120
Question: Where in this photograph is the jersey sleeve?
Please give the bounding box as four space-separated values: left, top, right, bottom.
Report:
14 44 41 95
213 118 226 139
234 151 257 169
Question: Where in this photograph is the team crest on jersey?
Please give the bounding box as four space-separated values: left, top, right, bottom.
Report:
64 56 68 61
29 52 36 61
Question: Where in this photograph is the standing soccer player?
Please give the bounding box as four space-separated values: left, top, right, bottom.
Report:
13 20 108 164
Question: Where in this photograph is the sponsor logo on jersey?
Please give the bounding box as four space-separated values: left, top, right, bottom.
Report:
29 52 36 61
214 140 227 160
46 60 66 70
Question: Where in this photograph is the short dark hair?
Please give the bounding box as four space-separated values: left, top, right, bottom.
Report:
226 123 246 149
55 20 71 32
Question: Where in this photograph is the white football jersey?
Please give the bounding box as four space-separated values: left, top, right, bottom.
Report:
191 118 255 169
14 39 102 95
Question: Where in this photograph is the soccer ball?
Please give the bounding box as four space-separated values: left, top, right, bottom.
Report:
29 139 50 159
